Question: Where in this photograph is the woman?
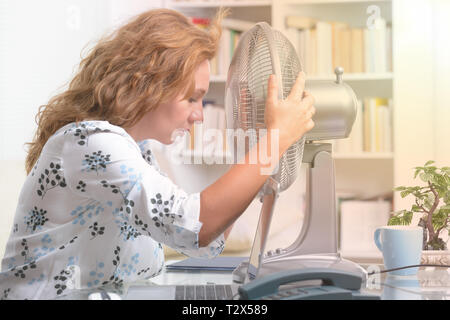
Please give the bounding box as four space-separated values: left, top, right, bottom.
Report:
0 8 315 299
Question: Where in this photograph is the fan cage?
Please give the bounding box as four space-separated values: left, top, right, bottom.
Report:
225 22 305 192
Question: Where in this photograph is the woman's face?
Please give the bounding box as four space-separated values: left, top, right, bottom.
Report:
126 59 210 144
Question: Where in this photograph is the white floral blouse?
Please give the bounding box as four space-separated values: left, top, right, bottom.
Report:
0 121 224 300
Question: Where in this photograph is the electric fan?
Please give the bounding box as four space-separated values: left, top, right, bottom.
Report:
225 22 367 283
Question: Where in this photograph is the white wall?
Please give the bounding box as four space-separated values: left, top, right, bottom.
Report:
392 0 450 211
433 0 450 167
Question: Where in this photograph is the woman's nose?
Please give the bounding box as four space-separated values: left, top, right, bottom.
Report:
190 108 203 123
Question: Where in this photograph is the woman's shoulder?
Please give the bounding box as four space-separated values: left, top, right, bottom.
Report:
48 120 140 155
56 120 127 140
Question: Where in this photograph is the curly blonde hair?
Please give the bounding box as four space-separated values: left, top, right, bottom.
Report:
25 8 227 174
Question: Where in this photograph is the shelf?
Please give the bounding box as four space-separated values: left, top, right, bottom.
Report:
284 0 390 4
210 74 227 82
307 72 393 81
333 152 393 159
167 0 272 8
211 73 393 83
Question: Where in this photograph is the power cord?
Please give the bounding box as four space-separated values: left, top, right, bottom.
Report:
367 264 450 276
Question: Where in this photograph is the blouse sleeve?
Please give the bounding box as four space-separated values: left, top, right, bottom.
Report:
61 126 224 259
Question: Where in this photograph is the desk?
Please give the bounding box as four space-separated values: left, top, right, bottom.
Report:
59 260 450 300
125 260 450 300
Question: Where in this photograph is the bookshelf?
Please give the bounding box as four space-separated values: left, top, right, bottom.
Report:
212 72 393 82
308 72 393 81
167 1 272 8
333 152 393 160
164 0 395 195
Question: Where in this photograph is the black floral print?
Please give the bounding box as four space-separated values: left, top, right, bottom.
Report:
76 180 86 192
53 267 74 296
134 213 152 237
65 123 111 147
0 121 223 300
73 126 89 146
20 239 30 263
150 194 182 236
58 236 78 250
1 288 11 300
31 159 39 177
36 162 66 199
142 149 153 164
82 150 111 175
137 267 151 276
24 207 49 233
118 221 142 241
101 246 124 288
101 180 126 198
88 222 105 240
11 261 37 280
102 181 144 241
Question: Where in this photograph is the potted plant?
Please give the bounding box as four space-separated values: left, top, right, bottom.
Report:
388 161 450 263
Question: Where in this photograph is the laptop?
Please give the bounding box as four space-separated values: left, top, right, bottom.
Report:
123 184 277 300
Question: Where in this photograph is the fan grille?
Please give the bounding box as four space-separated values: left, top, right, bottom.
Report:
225 23 305 192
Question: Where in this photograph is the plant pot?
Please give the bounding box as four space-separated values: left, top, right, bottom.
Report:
421 250 450 265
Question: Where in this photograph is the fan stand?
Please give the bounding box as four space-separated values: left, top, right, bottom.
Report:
232 142 367 283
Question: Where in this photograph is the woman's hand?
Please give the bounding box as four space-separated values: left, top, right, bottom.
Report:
264 72 315 152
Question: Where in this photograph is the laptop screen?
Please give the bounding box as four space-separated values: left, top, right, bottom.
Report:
246 179 279 281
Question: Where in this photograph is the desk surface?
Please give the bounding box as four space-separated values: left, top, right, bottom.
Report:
59 259 450 300
126 260 450 300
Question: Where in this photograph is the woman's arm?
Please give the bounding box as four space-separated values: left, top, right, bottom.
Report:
198 72 315 247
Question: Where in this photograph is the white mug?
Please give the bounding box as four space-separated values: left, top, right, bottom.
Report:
374 225 423 276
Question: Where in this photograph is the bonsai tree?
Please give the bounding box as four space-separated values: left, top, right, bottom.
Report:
388 161 450 250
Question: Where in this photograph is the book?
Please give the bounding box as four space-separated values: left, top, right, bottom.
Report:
305 28 316 74
285 17 391 76
352 99 364 153
373 98 388 152
364 17 388 73
285 27 300 56
386 99 393 152
309 28 317 75
340 27 351 73
350 28 364 73
285 16 317 30
386 25 392 72
191 17 210 27
215 27 244 76
315 21 333 75
364 28 374 73
331 22 349 72
359 97 391 153
298 28 307 70
373 18 387 73
195 104 227 155
218 28 231 76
